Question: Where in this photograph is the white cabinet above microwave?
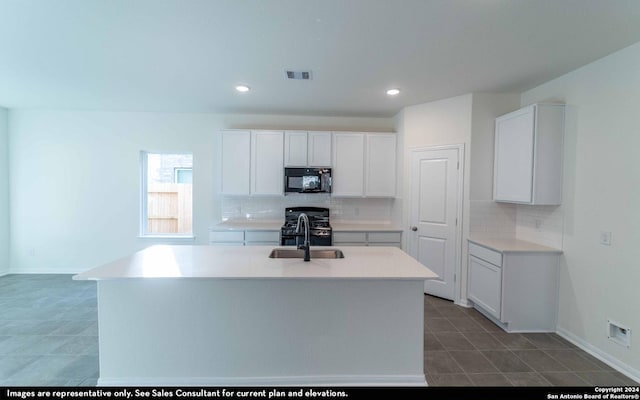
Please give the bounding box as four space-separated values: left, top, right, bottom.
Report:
284 131 332 167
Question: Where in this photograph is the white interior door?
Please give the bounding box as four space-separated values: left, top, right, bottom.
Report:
409 146 462 300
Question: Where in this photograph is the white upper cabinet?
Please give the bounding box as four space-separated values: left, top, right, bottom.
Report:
332 133 366 197
494 104 564 205
221 130 251 195
308 131 332 166
365 134 396 197
332 132 396 198
284 131 308 167
284 131 332 167
251 131 284 196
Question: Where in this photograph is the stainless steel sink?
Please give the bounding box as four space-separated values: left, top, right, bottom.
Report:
269 248 345 259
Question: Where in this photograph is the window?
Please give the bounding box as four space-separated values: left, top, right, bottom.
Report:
141 152 193 236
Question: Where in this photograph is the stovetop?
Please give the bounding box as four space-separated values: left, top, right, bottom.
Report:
281 207 332 235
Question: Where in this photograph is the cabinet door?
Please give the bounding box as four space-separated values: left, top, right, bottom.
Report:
308 131 332 166
468 256 502 320
221 131 251 195
251 131 284 195
494 106 535 203
284 131 308 167
365 134 396 197
332 133 365 197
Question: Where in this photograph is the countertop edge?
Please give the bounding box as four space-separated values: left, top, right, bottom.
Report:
468 237 563 254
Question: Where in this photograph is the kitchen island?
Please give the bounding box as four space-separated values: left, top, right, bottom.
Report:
74 245 437 386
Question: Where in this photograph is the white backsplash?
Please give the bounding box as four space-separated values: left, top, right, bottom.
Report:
469 200 517 238
470 200 564 249
515 205 564 249
221 196 395 223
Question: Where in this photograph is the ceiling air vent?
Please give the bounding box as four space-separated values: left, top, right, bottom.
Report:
286 70 312 80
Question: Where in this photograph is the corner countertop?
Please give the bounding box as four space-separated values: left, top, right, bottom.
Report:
469 236 563 254
73 245 437 281
211 220 402 232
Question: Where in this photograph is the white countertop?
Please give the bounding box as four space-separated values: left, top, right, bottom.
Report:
469 236 562 254
73 245 437 281
212 220 402 232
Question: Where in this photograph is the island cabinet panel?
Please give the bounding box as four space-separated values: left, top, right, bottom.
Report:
95 279 427 386
220 131 251 195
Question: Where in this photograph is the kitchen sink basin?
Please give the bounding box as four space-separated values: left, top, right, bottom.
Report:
268 249 345 259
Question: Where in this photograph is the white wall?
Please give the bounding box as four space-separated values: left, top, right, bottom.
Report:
8 110 393 273
397 93 520 304
0 108 9 275
522 41 640 376
397 94 473 303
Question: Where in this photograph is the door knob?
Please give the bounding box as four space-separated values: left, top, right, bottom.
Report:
410 226 418 232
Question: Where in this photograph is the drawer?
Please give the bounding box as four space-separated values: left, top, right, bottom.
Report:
333 232 367 243
368 232 401 243
468 242 502 266
209 231 245 243
209 242 244 246
368 243 402 249
244 230 280 243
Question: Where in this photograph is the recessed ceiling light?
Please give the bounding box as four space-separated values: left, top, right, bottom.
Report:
235 85 250 93
386 88 400 96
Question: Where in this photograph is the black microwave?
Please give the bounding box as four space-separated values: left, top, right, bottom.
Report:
284 168 332 194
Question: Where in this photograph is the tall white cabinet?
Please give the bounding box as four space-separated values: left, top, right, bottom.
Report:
221 131 251 195
493 103 564 205
251 131 284 195
332 133 366 196
365 134 397 197
332 132 396 198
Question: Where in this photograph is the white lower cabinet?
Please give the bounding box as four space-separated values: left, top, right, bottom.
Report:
468 255 502 320
244 231 280 246
467 240 559 332
333 231 402 248
210 230 279 246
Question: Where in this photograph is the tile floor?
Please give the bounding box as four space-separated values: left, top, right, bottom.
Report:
423 294 638 386
0 274 637 386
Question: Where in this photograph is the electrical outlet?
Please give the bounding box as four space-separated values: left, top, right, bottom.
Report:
608 320 631 348
600 231 612 246
535 219 542 230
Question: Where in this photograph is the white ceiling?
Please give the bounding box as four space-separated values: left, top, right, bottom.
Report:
1 0 640 117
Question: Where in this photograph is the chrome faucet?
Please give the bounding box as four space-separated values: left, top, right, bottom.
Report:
296 213 311 262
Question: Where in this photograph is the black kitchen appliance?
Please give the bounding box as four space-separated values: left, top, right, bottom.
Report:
280 207 332 246
284 168 331 194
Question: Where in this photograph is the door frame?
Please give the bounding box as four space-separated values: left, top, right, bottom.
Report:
408 143 465 304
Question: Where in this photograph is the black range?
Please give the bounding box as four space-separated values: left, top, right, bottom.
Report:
280 207 332 246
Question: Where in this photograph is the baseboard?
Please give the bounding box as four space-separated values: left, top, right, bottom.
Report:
98 374 427 387
456 298 471 308
556 327 640 383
